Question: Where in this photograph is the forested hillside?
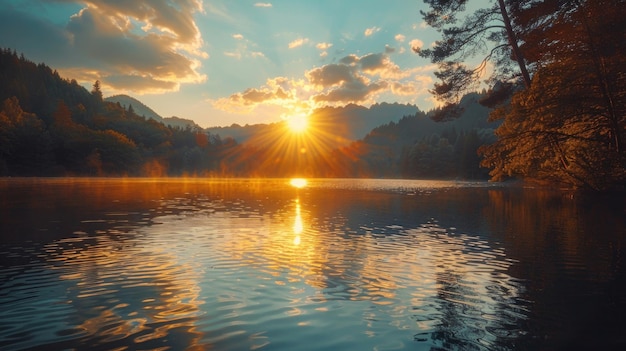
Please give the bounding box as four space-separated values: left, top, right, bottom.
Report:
0 49 496 179
309 92 497 178
105 94 200 130
0 49 236 176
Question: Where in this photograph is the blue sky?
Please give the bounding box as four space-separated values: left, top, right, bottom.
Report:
0 0 442 127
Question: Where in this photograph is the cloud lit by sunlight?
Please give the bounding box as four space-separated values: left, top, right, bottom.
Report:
364 26 381 37
211 52 436 116
1 0 445 127
288 38 310 49
7 0 210 95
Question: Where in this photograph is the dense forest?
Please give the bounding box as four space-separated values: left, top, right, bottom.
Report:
419 0 626 190
0 49 237 177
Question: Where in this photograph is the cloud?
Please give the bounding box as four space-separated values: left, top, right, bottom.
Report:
352 53 408 79
224 51 242 60
213 77 296 113
313 78 388 103
224 33 265 60
409 39 424 53
212 52 437 113
316 42 333 50
394 34 406 42
288 37 309 49
364 26 381 37
0 1 207 95
316 42 333 58
254 2 273 7
306 64 356 88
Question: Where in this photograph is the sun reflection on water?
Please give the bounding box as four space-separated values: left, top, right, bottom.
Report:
293 198 303 245
289 178 308 188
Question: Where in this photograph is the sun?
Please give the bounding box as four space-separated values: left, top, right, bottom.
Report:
286 113 308 133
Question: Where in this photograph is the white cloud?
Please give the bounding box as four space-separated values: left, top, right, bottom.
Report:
288 37 309 49
394 34 406 42
224 51 242 60
233 33 244 40
364 26 381 37
409 39 424 53
254 3 273 8
316 42 333 50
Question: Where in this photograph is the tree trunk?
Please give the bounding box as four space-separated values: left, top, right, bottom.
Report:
497 0 532 88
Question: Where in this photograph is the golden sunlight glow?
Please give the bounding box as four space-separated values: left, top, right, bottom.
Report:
293 199 303 245
286 113 309 133
293 200 303 235
290 178 308 188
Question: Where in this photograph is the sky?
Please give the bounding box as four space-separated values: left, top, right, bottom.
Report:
0 0 443 128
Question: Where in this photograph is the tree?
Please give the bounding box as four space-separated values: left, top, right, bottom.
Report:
91 80 103 101
419 0 534 119
52 100 73 127
0 97 53 175
479 0 626 190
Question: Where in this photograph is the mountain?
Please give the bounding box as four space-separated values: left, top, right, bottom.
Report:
205 123 276 144
206 102 420 145
310 102 420 141
347 91 499 179
105 94 162 120
105 94 200 130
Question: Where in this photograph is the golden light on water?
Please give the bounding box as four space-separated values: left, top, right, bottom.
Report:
293 199 303 245
290 178 308 188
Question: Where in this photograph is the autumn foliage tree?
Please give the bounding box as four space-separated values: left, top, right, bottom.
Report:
479 0 626 190
421 0 626 189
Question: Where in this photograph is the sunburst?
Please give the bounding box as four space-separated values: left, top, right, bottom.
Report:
286 113 308 133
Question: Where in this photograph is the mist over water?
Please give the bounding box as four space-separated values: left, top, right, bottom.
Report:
1 178 625 350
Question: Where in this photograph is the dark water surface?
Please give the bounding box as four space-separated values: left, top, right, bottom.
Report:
1 178 625 350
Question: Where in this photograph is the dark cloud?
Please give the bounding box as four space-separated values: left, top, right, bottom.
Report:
0 0 206 94
106 74 178 91
304 53 408 104
359 53 386 72
306 64 356 88
313 78 388 103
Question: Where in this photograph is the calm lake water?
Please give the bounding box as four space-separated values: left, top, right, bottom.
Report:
1 178 625 351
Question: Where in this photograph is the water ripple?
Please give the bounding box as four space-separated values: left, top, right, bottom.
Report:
2 179 624 350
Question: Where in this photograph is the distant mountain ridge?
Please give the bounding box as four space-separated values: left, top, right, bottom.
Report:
206 102 420 145
311 102 420 141
105 94 200 130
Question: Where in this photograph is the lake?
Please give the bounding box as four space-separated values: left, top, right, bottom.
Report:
1 178 625 350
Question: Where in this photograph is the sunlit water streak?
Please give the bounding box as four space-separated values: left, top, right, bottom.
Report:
1 178 625 350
